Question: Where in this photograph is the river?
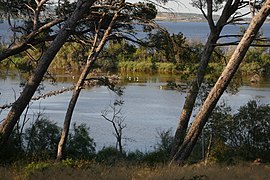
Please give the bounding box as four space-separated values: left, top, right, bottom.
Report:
1 72 270 151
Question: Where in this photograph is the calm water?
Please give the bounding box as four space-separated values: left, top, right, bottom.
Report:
1 20 270 43
1 20 270 151
1 73 270 151
157 21 270 42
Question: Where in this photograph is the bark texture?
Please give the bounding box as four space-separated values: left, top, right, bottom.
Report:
170 0 270 165
56 10 120 160
171 0 242 157
0 0 96 147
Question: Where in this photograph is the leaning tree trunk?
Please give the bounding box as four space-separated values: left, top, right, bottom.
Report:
171 33 218 156
171 0 242 157
0 0 96 147
56 11 120 161
170 0 270 165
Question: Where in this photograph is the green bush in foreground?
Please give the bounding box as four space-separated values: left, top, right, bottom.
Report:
204 100 270 163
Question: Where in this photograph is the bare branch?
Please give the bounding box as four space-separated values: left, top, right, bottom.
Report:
24 3 35 14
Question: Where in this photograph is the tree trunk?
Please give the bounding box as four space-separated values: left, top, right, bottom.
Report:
0 0 96 147
170 0 270 165
204 133 213 165
171 33 218 156
171 0 242 158
56 11 120 161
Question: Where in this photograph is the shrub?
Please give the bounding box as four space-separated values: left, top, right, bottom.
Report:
204 100 270 163
65 123 96 160
95 146 124 165
24 116 60 160
0 125 25 163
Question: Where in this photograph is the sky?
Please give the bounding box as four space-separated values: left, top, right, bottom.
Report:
128 0 252 16
52 0 200 13
153 0 202 14
54 0 252 15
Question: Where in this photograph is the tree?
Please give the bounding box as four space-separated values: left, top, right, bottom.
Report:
56 5 122 160
171 0 252 158
170 0 270 165
148 31 191 64
0 0 66 61
65 123 96 159
0 0 97 147
56 0 158 160
101 98 126 154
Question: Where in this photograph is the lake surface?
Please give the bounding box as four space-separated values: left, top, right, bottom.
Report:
1 20 270 43
1 73 270 151
157 21 270 42
1 20 270 151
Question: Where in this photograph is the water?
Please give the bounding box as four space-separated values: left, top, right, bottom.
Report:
157 21 270 42
1 74 270 151
1 20 270 43
1 20 270 151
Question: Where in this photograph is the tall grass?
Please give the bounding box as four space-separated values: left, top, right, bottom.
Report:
1 161 269 180
118 61 179 73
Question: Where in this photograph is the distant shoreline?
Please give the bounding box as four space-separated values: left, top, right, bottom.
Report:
155 12 270 23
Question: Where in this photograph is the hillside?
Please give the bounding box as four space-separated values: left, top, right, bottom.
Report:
155 12 270 23
155 12 220 22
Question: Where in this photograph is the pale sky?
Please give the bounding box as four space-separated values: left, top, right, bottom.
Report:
154 0 202 14
54 0 251 15
128 0 251 16
52 0 199 13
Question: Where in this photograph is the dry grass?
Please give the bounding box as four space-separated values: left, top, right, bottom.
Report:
1 162 270 180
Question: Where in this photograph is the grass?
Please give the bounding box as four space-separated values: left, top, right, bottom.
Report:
1 161 270 180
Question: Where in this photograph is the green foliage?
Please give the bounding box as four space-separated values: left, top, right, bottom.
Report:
95 147 124 165
51 43 89 71
141 151 169 166
55 0 76 16
156 129 173 157
126 150 145 163
139 129 174 165
25 116 60 160
0 114 96 163
25 161 51 174
231 100 270 161
61 158 77 167
93 129 174 166
241 47 270 75
204 100 270 163
148 31 199 65
0 0 37 18
156 62 177 73
65 123 96 160
126 129 173 166
0 124 25 163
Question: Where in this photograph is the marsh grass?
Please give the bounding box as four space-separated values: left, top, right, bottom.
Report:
1 161 270 180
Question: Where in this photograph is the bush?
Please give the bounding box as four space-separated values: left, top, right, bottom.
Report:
24 116 60 160
65 123 96 160
204 100 270 163
232 100 270 161
0 125 25 163
0 115 96 163
95 147 124 165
